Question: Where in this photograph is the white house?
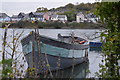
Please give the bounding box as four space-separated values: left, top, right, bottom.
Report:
57 15 67 23
50 15 58 21
76 12 85 23
51 14 67 23
0 13 11 22
85 13 99 23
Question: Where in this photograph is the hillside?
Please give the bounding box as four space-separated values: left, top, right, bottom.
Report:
36 2 99 22
49 3 99 13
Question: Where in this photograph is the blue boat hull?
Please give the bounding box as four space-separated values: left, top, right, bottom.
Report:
89 42 102 48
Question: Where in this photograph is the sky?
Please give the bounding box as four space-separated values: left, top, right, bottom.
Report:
0 0 96 16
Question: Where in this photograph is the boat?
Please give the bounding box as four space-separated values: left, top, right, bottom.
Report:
40 62 89 78
21 31 89 76
89 42 102 48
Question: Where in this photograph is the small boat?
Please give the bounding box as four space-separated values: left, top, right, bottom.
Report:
89 42 102 48
21 31 89 75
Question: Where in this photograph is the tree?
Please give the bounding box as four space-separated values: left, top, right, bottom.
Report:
95 2 120 78
36 7 48 12
65 3 74 9
58 10 76 22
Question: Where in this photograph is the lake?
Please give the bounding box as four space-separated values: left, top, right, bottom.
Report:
0 29 103 78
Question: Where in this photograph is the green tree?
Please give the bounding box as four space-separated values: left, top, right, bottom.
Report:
36 7 48 12
58 10 76 22
95 2 120 78
65 3 74 9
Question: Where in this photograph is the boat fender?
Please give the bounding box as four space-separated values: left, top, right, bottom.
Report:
79 40 87 44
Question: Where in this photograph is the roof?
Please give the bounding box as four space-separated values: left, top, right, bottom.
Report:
0 13 9 18
58 15 66 18
50 14 58 18
86 13 97 18
19 12 25 15
11 15 18 18
76 12 84 16
33 12 45 15
18 13 30 18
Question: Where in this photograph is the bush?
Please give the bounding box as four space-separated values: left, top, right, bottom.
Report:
8 21 101 29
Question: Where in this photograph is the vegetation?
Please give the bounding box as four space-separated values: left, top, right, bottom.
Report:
95 2 120 78
58 10 76 22
49 3 99 13
1 27 26 78
36 7 48 12
7 20 103 29
0 22 12 28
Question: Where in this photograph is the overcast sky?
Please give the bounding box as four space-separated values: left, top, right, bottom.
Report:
0 0 96 16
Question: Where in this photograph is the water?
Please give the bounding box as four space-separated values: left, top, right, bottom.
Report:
0 28 103 78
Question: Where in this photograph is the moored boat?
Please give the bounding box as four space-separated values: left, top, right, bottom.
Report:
89 42 102 48
21 31 89 75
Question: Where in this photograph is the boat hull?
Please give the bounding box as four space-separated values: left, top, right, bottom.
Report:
25 51 88 75
89 42 102 48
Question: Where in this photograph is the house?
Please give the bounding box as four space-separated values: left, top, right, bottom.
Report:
29 12 35 21
57 15 67 22
28 12 50 22
76 12 85 23
18 13 30 21
43 12 50 21
76 12 99 23
50 14 58 21
18 13 25 19
50 14 67 23
33 12 45 21
85 13 99 23
23 14 30 20
0 13 11 22
11 15 20 22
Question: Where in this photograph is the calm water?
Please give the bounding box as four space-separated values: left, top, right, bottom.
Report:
0 29 103 78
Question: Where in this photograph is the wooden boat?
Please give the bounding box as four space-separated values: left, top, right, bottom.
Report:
21 31 89 75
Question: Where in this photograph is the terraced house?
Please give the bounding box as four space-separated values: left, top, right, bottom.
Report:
10 12 50 22
29 12 50 22
0 13 11 22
